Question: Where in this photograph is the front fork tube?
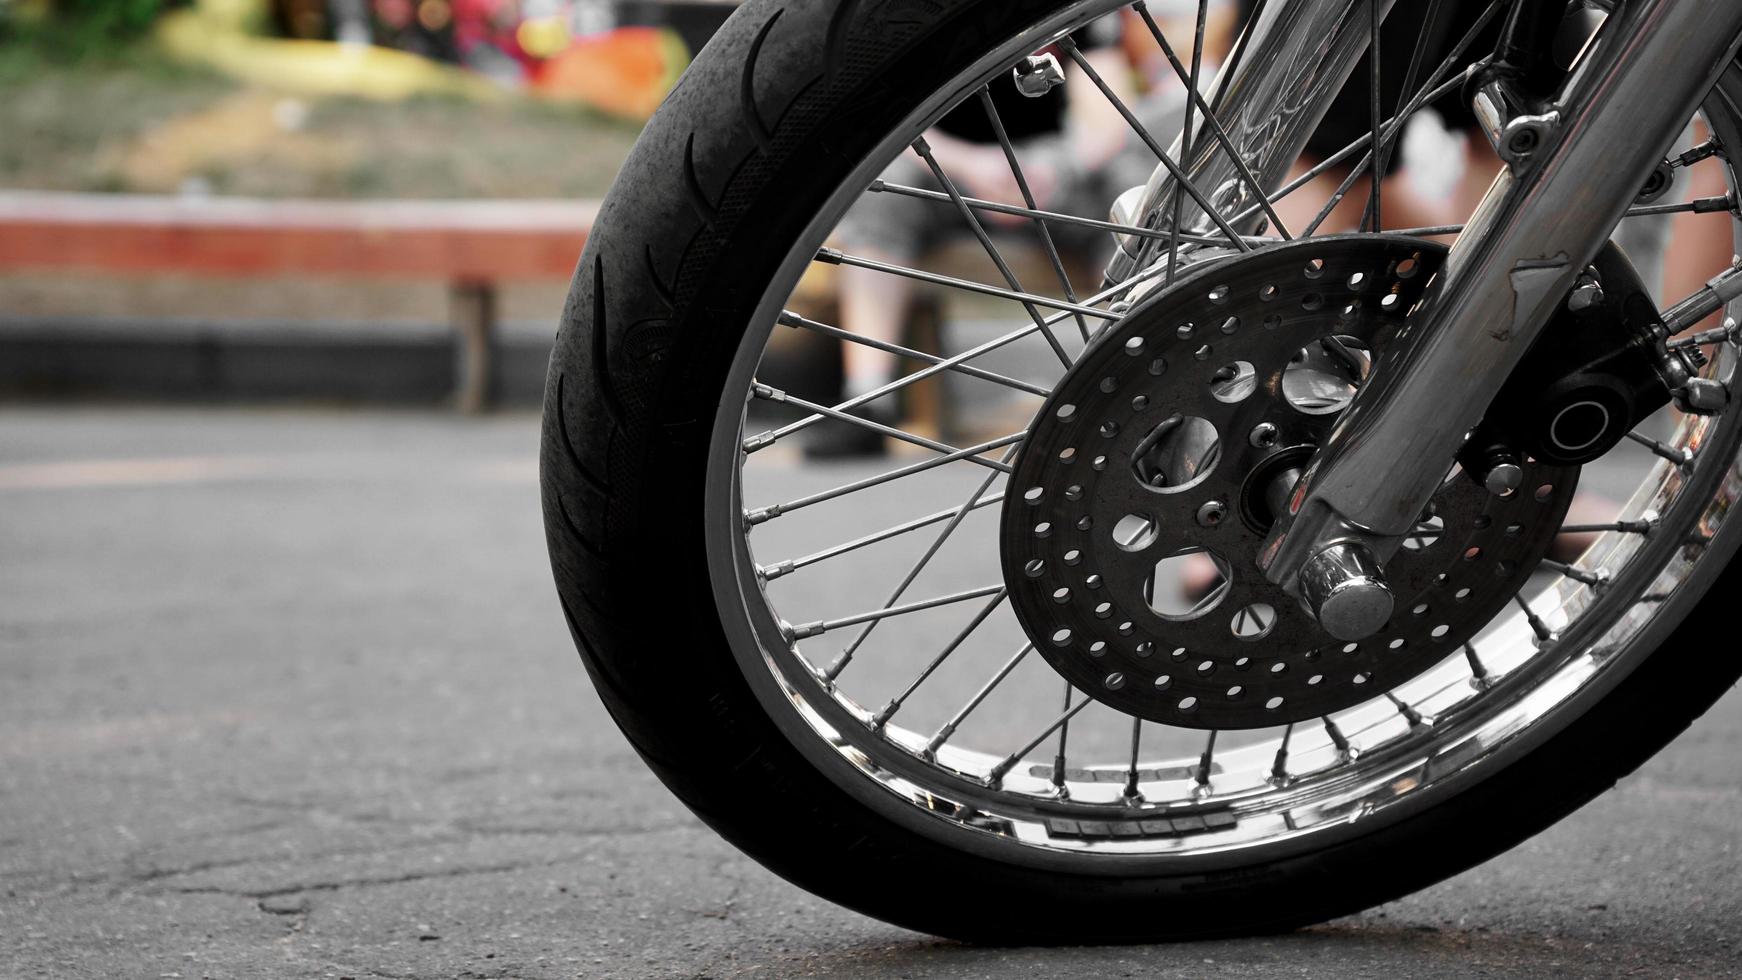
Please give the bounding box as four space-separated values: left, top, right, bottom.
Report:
1258 0 1742 628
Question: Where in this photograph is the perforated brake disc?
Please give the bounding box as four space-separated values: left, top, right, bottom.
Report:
1001 235 1580 730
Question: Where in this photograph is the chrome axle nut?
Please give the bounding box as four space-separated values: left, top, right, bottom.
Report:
1298 541 1395 641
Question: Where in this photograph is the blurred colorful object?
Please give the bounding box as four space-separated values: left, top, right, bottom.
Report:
157 0 499 100
148 0 697 120
531 25 687 120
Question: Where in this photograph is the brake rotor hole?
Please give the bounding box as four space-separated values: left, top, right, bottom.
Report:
1146 548 1232 621
1131 415 1220 492
1282 336 1370 415
1209 361 1257 403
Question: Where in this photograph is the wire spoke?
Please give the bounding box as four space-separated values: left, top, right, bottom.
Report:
787 583 1005 640
1558 517 1657 535
1371 0 1446 227
1123 716 1145 800
867 179 1273 247
1167 0 1209 280
1386 692 1428 728
760 491 1005 581
910 137 1075 366
1236 70 1467 228
1193 729 1218 793
825 452 1013 678
1269 722 1295 784
1541 558 1609 590
1628 194 1736 218
745 260 1170 452
746 432 1024 526
925 642 1034 757
1391 195 1737 241
1514 593 1556 644
872 589 1009 729
1132 0 1294 244
983 679 1087 788
1324 716 1353 760
1057 36 1252 253
749 382 1012 471
1464 642 1491 686
1666 319 1741 351
1302 0 1506 237
978 88 1093 343
1364 0 1383 231
1625 429 1695 467
816 246 1119 320
780 311 1049 396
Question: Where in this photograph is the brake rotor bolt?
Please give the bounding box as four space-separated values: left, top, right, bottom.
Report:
1477 448 1524 498
1484 461 1524 497
1249 422 1279 448
1196 500 1228 527
1567 274 1605 313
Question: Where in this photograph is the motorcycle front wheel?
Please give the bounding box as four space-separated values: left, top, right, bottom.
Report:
541 0 1742 942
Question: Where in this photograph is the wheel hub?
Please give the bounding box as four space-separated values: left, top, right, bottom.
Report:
1000 236 1580 729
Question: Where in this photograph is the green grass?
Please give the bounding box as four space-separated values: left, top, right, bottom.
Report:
0 41 641 199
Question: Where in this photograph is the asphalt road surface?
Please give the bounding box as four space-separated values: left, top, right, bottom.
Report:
3 407 1738 979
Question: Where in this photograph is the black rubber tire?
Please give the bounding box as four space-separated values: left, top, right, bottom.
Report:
540 0 1742 942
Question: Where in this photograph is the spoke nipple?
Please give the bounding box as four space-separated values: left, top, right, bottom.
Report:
761 560 795 580
743 431 775 453
815 246 844 265
745 505 780 526
922 730 950 760
1013 53 1066 98
787 621 824 641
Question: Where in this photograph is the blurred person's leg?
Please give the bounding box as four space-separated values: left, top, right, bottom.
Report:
821 153 956 457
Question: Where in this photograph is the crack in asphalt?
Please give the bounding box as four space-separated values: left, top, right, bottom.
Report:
164 856 587 900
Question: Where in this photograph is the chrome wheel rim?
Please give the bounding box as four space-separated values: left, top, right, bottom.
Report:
703 1 1742 868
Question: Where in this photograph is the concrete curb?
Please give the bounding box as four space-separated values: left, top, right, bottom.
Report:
0 317 555 408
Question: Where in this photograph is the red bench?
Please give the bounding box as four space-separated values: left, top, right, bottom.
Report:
0 191 596 411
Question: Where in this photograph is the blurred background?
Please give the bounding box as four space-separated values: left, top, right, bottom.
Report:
0 0 735 406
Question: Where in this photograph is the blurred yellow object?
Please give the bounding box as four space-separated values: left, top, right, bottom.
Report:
156 0 500 102
516 16 571 60
534 26 689 121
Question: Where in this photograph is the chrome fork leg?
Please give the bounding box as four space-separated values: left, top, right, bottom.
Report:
1259 0 1742 636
